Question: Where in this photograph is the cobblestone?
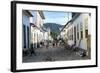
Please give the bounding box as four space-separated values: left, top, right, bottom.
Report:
23 46 90 63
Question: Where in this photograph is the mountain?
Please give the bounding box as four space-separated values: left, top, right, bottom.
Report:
43 23 64 33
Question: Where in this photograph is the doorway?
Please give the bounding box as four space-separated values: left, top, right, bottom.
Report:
74 26 76 45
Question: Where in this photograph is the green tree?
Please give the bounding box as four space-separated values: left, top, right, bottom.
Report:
50 31 58 41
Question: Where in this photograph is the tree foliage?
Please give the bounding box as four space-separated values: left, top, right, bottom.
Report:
50 31 58 41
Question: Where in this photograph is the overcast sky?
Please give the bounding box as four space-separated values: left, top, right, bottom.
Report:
43 11 72 25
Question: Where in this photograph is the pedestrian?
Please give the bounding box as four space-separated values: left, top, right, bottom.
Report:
40 42 43 47
46 43 48 49
30 44 36 56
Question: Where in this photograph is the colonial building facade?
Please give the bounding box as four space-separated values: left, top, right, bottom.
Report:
60 13 91 56
29 11 45 49
22 10 33 50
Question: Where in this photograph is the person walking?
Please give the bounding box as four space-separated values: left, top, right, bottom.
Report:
30 44 36 56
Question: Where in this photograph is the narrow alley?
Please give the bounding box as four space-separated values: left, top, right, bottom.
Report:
23 45 89 63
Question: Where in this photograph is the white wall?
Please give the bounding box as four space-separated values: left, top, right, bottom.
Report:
30 11 37 24
36 12 44 28
67 13 91 50
30 11 44 27
44 32 48 40
30 10 45 48
0 0 100 73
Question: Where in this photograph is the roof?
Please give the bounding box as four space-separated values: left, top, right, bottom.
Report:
71 13 80 22
61 13 80 31
38 11 45 19
24 10 33 17
60 20 72 32
59 13 80 35
30 23 36 27
41 27 48 32
30 23 46 32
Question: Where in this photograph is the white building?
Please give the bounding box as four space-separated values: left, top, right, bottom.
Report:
42 28 49 41
47 28 53 41
22 10 33 50
59 20 71 41
60 13 91 56
30 11 45 48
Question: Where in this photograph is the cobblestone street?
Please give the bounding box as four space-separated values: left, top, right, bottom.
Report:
23 46 90 63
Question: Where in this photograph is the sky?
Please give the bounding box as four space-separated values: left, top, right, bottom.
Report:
43 11 72 25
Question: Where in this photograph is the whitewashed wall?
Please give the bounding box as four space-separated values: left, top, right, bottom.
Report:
30 10 45 48
36 12 44 27
30 11 37 24
67 13 91 50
